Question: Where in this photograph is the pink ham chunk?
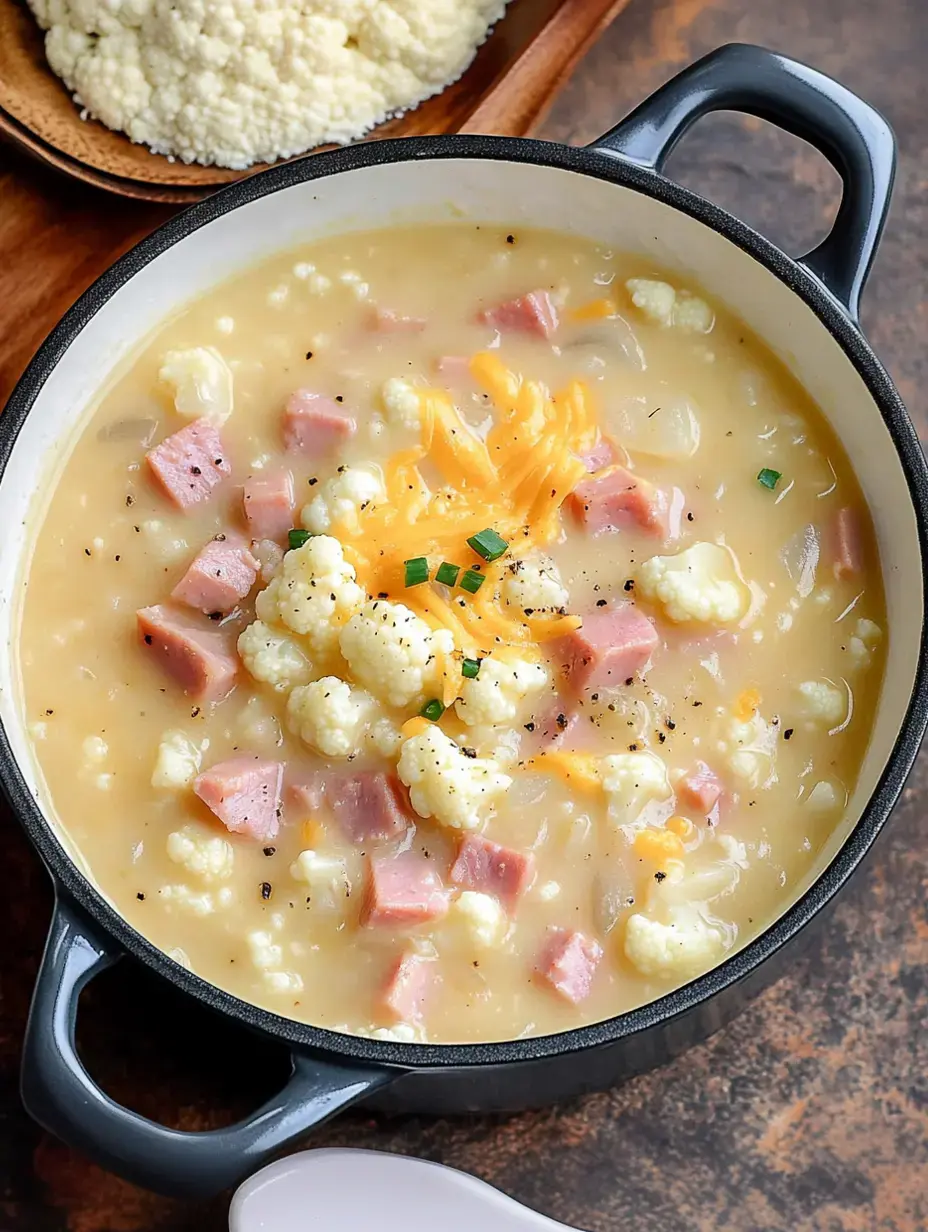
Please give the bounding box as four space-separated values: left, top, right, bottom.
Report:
370 307 427 333
450 835 535 908
537 929 603 1004
289 771 412 842
137 604 238 703
478 289 559 339
283 390 356 454
579 435 620 473
146 419 230 512
833 506 863 578
568 464 669 537
678 761 723 814
551 604 659 693
382 951 436 1024
243 470 295 541
362 850 450 928
194 756 284 843
171 533 259 615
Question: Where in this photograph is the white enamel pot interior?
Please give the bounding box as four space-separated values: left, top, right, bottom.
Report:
1 44 926 1201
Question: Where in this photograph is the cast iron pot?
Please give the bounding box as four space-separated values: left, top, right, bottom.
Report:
1 43 925 1200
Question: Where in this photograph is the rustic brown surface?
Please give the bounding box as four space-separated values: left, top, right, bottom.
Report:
0 0 631 201
0 0 926 1228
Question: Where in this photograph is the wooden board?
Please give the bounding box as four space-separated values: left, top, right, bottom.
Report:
0 0 630 202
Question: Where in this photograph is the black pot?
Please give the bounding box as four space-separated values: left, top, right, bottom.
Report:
1 44 925 1200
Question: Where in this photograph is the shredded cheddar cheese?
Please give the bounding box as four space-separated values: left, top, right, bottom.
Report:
634 828 685 862
570 297 617 321
666 815 695 840
733 688 762 722
528 751 602 794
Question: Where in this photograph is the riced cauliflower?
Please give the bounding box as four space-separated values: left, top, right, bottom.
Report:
625 279 714 334
449 891 507 948
159 347 233 424
455 654 549 728
381 377 421 430
502 551 569 614
166 827 234 883
340 600 451 708
255 534 363 658
151 729 202 789
715 711 778 789
238 620 313 691
796 680 846 727
624 904 728 979
844 617 882 670
636 542 749 624
601 751 671 827
398 724 511 830
29 0 507 170
287 676 378 757
301 465 386 535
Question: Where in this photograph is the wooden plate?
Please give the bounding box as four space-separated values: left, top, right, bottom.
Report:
0 0 631 204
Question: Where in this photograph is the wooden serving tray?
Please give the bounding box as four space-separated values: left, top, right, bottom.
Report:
0 0 631 204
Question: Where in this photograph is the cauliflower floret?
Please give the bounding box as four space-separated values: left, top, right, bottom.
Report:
449 891 508 947
455 654 549 728
601 751 671 826
82 735 108 763
844 618 883 670
287 676 378 757
151 729 202 789
264 971 304 994
636 542 749 624
247 929 283 971
300 465 386 535
624 904 728 979
290 850 350 909
381 377 421 429
362 1022 422 1043
158 884 233 916
502 551 569 614
255 534 364 658
159 347 233 423
625 279 714 333
796 680 846 727
339 600 451 708
367 715 402 757
166 826 234 883
398 724 511 831
238 620 313 691
716 711 778 789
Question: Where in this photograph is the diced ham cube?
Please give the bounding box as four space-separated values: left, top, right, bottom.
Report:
194 756 284 843
283 390 356 454
579 436 620 473
146 419 230 511
537 929 602 1004
137 604 238 703
450 835 535 908
288 772 327 816
435 355 472 385
678 761 722 814
370 307 427 333
550 604 659 693
243 470 295 541
478 290 559 339
361 850 450 928
171 532 259 615
329 772 413 843
382 951 436 1024
833 506 863 578
568 464 669 536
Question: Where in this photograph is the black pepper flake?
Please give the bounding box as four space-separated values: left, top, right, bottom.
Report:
191 465 202 475
596 598 608 607
125 494 134 507
305 351 313 360
143 634 153 645
687 511 695 522
623 579 634 591
45 709 54 716
84 548 91 557
628 742 639 752
136 892 145 901
556 713 568 730
378 591 388 599
308 477 318 486
506 234 515 244
658 731 666 744
784 728 794 741
524 722 536 733
335 395 344 403
263 846 276 856
625 677 634 687
665 718 676 731
693 700 703 707
461 747 477 758
654 871 667 883
261 882 272 900
190 706 200 718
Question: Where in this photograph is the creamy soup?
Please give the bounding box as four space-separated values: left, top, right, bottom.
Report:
19 225 885 1043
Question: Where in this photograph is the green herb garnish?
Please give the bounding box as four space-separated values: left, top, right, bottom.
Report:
460 568 486 594
435 561 461 587
404 556 430 587
288 529 312 550
420 698 445 722
757 468 782 491
462 658 481 679
467 527 509 562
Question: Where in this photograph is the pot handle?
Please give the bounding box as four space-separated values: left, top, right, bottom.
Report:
21 893 396 1198
588 43 896 321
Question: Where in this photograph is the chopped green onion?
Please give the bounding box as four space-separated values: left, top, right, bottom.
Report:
467 527 509 562
757 468 782 491
288 528 312 550
462 658 481 680
404 556 430 587
420 698 445 722
460 568 485 594
435 561 461 587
